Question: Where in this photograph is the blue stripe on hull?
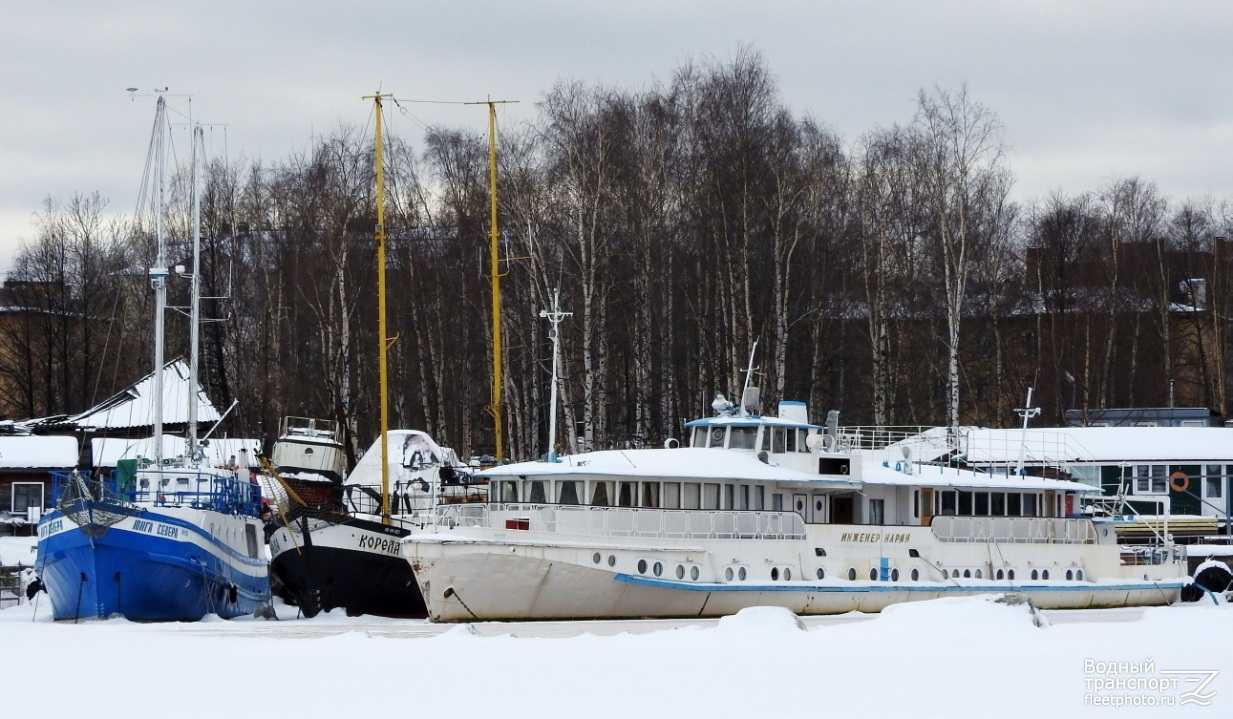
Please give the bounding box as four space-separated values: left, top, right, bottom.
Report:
37 511 268 621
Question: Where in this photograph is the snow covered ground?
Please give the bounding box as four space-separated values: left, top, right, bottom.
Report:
1 569 1229 719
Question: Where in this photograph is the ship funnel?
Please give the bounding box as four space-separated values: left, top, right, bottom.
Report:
778 401 808 424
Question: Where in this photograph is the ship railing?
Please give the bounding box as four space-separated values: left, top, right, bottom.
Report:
434 503 807 540
49 469 263 518
930 515 1097 544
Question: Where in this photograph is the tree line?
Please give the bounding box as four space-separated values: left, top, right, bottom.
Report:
3 49 1231 464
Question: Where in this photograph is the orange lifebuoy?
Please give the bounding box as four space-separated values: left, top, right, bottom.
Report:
1169 471 1189 493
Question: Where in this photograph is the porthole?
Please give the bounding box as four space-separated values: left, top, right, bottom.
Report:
815 500 824 512
963 569 971 579
869 568 878 581
1031 569 1038 580
1077 569 1084 581
942 569 949 579
795 499 805 512
891 568 900 582
911 568 920 581
1065 569 1073 580
771 567 780 581
676 565 685 579
592 553 602 564
1042 569 1049 580
738 567 747 581
975 569 982 579
690 566 700 581
608 555 616 567
1007 569 1015 580
848 567 857 581
816 567 825 580
1143 574 1149 581
784 567 792 581
725 567 734 581
637 559 647 574
653 561 663 577
996 569 1004 580
1102 528 1109 537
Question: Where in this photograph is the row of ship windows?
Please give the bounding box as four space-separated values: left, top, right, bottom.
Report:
593 552 1087 584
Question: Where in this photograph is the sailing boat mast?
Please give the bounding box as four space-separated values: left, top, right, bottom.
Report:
187 124 203 463
366 92 393 522
150 95 168 467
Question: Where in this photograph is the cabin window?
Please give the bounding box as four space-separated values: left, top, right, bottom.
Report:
772 428 787 454
11 482 43 513
683 483 701 509
641 483 660 508
991 492 1006 516
729 426 757 450
1007 493 1022 516
761 429 771 451
692 427 708 448
618 482 637 507
869 499 885 525
958 492 972 516
738 485 749 510
800 430 812 452
496 480 519 503
724 484 735 509
558 481 581 505
1134 465 1168 494
1022 494 1038 517
245 525 259 559
529 481 547 503
940 491 957 516
785 429 797 452
1205 466 1223 499
663 483 681 509
703 484 720 510
752 486 764 510
707 427 727 448
913 490 919 518
975 492 989 515
591 482 613 507
772 493 784 511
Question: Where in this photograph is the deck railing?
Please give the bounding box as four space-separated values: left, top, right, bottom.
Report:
435 503 807 540
930 515 1097 544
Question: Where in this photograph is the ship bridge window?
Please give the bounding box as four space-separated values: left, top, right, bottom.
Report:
772 428 787 454
618 481 637 507
798 429 811 452
708 427 727 448
692 427 708 448
663 483 681 509
729 426 757 450
558 481 581 505
590 481 612 507
528 480 547 504
496 480 519 503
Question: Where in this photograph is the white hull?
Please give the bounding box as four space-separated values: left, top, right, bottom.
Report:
408 516 1186 622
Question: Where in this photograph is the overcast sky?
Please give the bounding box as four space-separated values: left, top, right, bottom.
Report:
3 1 1232 275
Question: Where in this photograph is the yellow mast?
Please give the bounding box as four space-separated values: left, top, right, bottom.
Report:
467 99 516 462
365 91 393 522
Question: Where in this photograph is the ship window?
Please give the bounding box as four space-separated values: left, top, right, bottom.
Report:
641 483 660 508
608 555 616 567
683 483 701 509
1066 569 1073 580
996 569 1004 580
772 493 784 511
869 568 878 581
869 499 884 525
942 569 949 579
1007 569 1015 580
974 569 982 579
771 567 779 581
911 568 920 581
245 525 259 559
1007 493 1022 516
724 484 734 509
1022 494 1037 517
1076 569 1084 580
708 427 726 448
975 492 989 515
729 426 757 450
752 486 764 510
913 490 919 518
692 427 707 448
991 492 1006 516
558 481 581 505
1134 465 1168 494
848 568 857 581
703 484 720 510
963 569 971 578
761 428 771 451
497 480 519 503
726 567 734 581
690 566 700 581
785 429 797 452
591 482 612 507
653 562 663 576
1031 569 1038 580
1042 569 1049 580
638 560 648 574
738 485 749 510
676 565 685 579
738 567 747 580
593 553 602 564
816 567 825 580
662 483 681 509
1206 473 1223 499
772 428 787 454
528 481 546 503
891 568 900 582
618 482 636 507
940 491 957 516
958 492 972 516
784 567 791 581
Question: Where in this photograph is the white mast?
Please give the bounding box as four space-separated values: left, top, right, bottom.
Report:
1013 386 1041 477
150 95 168 467
187 124 203 463
539 289 571 462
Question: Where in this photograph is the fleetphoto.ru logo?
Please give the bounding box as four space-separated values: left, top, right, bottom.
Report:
1084 659 1219 708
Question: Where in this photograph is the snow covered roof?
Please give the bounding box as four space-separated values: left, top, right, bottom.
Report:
480 447 860 487
345 430 460 487
90 434 262 468
0 435 78 469
957 426 1233 464
66 359 222 430
685 415 821 429
857 460 1099 493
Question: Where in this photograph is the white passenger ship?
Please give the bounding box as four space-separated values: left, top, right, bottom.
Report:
406 397 1189 622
